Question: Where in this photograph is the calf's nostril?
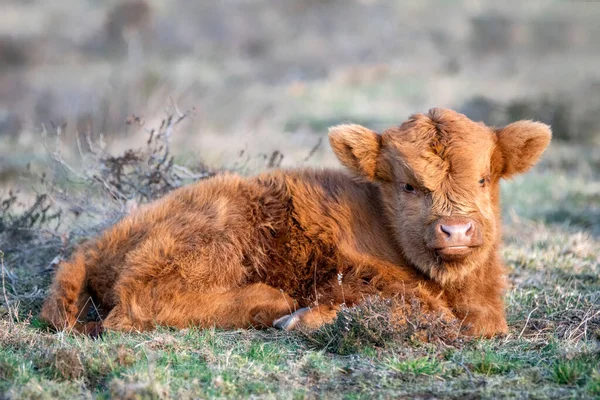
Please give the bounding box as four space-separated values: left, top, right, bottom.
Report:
440 224 452 237
465 222 474 236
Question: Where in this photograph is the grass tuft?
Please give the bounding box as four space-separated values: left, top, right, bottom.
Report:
469 350 521 376
550 353 600 387
305 296 464 355
385 355 442 377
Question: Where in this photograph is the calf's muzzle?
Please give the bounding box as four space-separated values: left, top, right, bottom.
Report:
429 217 483 260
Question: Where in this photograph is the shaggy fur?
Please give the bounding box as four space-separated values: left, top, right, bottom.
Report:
41 108 551 337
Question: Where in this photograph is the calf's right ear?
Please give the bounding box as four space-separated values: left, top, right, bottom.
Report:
329 124 382 181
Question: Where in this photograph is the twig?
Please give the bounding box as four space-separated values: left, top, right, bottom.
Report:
160 103 191 166
0 251 14 328
303 137 323 162
171 165 213 180
50 150 86 181
75 131 85 158
518 307 538 339
92 174 128 202
456 358 475 388
567 308 600 341
169 96 185 119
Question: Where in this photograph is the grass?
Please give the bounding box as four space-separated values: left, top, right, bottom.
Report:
468 349 522 376
550 355 595 386
385 355 443 376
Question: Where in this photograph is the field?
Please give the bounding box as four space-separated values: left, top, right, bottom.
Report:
1 1 600 399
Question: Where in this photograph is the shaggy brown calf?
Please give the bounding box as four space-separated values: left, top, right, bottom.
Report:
41 108 551 337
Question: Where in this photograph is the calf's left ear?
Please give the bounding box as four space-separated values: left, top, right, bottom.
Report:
329 124 382 180
495 121 552 178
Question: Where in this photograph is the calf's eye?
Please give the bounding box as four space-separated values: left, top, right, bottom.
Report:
479 178 486 186
403 183 416 193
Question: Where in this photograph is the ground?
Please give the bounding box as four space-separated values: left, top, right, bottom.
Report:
1 1 599 399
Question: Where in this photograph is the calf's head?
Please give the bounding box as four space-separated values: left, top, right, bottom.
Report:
330 108 551 285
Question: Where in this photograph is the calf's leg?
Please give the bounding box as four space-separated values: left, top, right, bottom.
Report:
102 282 299 331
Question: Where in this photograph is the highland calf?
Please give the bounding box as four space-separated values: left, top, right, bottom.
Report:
41 108 551 337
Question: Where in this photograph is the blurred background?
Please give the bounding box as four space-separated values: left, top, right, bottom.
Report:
0 0 599 231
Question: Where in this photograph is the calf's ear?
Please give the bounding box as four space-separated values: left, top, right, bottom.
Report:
495 121 551 178
329 124 383 181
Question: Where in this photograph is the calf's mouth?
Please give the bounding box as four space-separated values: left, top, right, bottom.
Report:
434 245 479 261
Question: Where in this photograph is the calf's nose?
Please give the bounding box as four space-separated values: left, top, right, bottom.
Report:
435 219 476 247
439 222 473 241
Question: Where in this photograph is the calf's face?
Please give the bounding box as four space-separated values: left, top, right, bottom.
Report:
330 108 551 285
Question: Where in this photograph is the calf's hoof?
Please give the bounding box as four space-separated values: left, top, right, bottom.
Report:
273 307 310 331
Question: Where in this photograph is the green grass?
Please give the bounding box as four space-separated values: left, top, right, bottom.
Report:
385 355 443 376
550 354 600 386
469 350 522 376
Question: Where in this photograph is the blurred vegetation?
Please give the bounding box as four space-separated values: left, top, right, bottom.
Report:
1 0 600 169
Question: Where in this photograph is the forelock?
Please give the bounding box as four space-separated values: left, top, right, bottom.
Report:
384 108 496 212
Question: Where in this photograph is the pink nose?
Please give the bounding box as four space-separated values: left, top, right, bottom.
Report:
439 222 473 243
437 220 475 246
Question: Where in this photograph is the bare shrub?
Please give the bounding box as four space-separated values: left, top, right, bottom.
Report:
0 191 61 246
43 106 213 231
